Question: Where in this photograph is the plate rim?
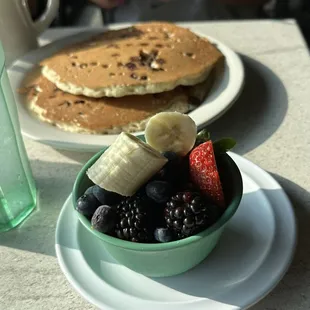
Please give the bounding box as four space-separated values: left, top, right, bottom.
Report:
8 28 244 152
55 152 297 310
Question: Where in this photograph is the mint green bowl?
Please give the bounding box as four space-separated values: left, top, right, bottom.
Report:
72 147 243 277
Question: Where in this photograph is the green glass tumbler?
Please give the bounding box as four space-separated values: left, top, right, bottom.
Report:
0 42 37 232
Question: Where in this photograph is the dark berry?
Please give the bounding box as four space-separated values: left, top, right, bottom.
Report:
146 180 172 203
76 193 100 217
164 191 222 239
162 151 179 161
114 195 157 243
91 205 117 233
84 185 95 195
156 155 189 189
154 228 175 243
92 185 123 205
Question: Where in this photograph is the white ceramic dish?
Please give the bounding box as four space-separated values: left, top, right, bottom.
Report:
8 28 244 152
55 153 296 310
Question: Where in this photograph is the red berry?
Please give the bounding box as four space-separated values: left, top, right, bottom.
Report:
189 141 225 208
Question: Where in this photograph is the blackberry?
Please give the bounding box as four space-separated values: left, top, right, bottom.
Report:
164 191 221 239
114 195 157 243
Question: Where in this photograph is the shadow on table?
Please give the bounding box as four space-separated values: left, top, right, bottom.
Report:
208 54 288 155
0 159 82 257
55 149 95 164
251 174 310 309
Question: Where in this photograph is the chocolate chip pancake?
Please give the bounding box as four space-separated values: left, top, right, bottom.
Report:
25 75 191 134
41 22 223 98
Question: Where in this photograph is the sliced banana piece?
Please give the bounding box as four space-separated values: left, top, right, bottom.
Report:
145 112 197 156
87 132 168 197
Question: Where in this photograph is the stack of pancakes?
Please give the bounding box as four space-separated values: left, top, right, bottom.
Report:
24 22 224 134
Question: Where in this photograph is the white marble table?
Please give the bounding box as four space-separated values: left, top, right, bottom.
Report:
1 20 310 310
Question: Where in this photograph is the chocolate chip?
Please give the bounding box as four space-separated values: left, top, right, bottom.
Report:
111 53 120 57
71 62 77 66
139 50 159 67
125 62 137 70
156 58 166 64
151 49 159 57
140 43 149 46
130 73 138 79
90 62 98 66
184 52 194 57
74 100 85 104
109 73 116 76
117 62 123 67
59 101 71 107
140 75 148 80
78 112 84 115
152 67 164 72
130 56 140 62
102 64 109 68
155 44 163 48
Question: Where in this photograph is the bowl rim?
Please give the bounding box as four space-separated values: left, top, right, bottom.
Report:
72 148 243 252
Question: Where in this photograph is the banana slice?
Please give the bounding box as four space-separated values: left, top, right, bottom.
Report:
87 132 167 197
145 112 197 156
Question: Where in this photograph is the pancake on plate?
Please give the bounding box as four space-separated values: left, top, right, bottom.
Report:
24 75 192 134
40 22 223 98
20 22 224 135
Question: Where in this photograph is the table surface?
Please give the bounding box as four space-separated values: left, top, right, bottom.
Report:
1 20 310 310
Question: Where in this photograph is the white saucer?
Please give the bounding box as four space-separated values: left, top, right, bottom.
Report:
8 28 244 152
55 153 296 309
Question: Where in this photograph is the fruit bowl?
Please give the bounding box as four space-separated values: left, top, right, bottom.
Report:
72 146 243 277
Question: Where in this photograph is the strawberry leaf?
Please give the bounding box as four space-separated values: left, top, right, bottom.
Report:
213 138 236 154
195 129 211 146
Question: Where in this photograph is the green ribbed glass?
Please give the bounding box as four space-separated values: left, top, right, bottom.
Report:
0 42 36 232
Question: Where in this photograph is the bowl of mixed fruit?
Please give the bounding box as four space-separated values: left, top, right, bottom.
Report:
73 112 243 277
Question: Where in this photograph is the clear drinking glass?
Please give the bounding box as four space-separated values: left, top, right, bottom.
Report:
0 42 37 232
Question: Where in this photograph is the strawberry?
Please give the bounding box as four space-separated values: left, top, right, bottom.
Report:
189 140 225 208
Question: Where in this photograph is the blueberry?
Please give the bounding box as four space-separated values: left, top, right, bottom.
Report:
154 228 174 243
93 185 123 205
91 205 117 233
84 185 95 195
76 193 100 217
146 181 172 203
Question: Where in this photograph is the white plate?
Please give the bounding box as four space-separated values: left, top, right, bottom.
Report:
8 28 244 152
55 153 296 310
